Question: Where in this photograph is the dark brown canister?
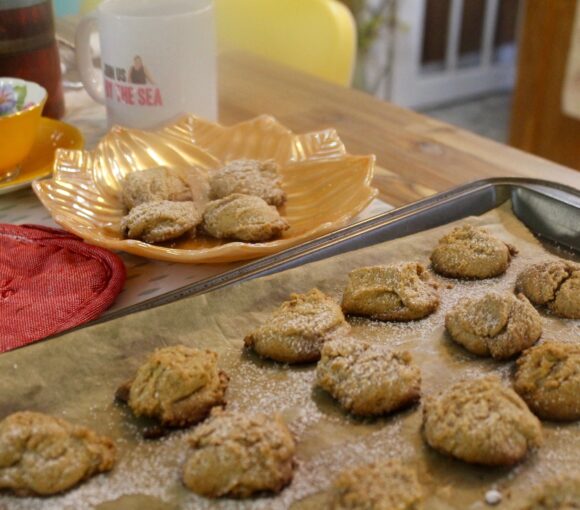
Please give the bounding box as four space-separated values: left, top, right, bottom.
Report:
0 0 64 119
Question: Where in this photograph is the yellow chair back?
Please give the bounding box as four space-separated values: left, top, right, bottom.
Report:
79 0 100 15
79 0 357 86
214 0 356 86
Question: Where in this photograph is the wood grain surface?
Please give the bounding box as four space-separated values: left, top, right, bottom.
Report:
56 13 580 206
219 52 580 207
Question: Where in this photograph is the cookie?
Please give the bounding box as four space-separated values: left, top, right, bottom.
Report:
202 193 289 242
341 262 439 321
210 159 286 206
182 408 295 498
121 166 209 210
316 336 421 417
244 288 350 363
521 474 580 509
430 224 516 279
516 261 580 319
0 411 116 496
514 341 580 421
445 292 542 359
422 376 543 466
118 345 228 428
329 459 423 510
121 200 203 243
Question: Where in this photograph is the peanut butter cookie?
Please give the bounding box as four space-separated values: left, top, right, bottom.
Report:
516 261 580 319
210 159 286 206
121 166 209 210
117 345 228 428
316 336 421 417
121 200 203 243
341 262 439 321
244 288 350 363
520 474 580 509
182 408 295 498
423 376 543 466
329 459 423 510
446 292 542 359
514 341 580 421
202 193 289 242
431 225 516 279
0 411 116 496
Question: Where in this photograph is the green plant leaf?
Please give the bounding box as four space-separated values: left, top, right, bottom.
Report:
13 85 27 109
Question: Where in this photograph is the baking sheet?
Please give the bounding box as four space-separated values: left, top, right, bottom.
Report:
0 187 392 319
0 201 578 510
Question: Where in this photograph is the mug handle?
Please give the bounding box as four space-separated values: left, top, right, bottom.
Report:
75 13 105 104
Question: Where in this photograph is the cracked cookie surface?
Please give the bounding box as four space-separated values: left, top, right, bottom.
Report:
0 411 116 496
121 166 209 210
516 261 580 319
209 159 286 206
120 345 228 428
316 336 421 417
329 459 423 510
244 288 349 363
430 225 516 279
514 341 580 421
341 263 440 321
446 292 542 359
121 200 203 243
182 408 295 498
202 193 289 242
422 376 543 466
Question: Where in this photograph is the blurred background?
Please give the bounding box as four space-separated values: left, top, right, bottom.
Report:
51 0 580 170
344 0 519 139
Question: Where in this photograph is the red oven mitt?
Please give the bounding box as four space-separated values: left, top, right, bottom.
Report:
0 224 126 352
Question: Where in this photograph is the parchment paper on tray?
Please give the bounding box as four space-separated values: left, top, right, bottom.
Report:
0 201 578 510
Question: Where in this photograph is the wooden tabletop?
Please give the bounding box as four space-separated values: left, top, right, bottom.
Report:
219 52 580 207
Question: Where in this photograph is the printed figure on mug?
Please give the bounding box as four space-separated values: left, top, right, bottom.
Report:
103 58 163 107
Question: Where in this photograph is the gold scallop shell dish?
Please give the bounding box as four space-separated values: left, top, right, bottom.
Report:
33 115 377 263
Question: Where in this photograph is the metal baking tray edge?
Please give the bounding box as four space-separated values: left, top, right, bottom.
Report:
87 177 580 328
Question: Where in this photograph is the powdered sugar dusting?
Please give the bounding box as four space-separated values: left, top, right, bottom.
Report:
0 431 188 510
245 289 347 360
1 204 578 510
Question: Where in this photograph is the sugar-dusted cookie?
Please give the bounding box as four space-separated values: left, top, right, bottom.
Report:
521 474 580 510
245 288 349 364
0 411 116 496
202 193 289 242
121 166 209 210
182 409 295 498
121 200 202 243
316 336 421 417
329 459 423 510
117 345 228 428
516 261 580 319
446 292 542 359
341 262 439 321
423 376 542 466
514 341 580 421
210 159 286 206
431 224 516 279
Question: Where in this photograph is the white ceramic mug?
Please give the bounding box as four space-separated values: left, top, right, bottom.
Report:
75 0 217 129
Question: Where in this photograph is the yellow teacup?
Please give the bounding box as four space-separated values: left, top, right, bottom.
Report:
0 78 47 181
